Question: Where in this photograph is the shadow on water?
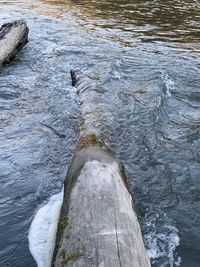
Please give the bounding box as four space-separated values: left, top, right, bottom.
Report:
0 0 200 266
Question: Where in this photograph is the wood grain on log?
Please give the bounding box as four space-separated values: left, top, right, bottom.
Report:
0 20 29 66
52 72 151 267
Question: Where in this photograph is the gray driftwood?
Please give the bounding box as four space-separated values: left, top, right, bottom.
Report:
0 20 29 66
52 72 151 267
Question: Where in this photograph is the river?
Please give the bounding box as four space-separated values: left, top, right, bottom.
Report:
0 0 199 266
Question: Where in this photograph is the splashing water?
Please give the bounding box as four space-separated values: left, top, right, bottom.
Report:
143 213 181 267
28 190 63 267
0 0 199 266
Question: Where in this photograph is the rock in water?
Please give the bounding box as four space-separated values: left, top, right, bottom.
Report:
0 20 29 66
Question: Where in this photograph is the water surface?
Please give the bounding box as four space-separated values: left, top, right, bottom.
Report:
0 0 199 266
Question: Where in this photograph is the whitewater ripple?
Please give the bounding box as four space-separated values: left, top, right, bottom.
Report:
28 190 64 267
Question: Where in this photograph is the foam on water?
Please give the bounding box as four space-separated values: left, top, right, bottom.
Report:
162 72 176 97
28 190 64 267
143 214 181 267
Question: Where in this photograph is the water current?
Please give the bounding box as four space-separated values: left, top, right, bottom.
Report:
0 0 199 266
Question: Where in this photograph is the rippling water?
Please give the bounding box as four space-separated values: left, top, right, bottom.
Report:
0 0 199 266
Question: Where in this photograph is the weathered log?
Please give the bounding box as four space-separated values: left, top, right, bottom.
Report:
0 20 29 66
52 72 151 267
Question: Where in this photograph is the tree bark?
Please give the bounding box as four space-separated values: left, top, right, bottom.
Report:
0 20 29 66
52 71 151 267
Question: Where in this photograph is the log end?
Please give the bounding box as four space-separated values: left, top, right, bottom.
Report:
0 20 29 66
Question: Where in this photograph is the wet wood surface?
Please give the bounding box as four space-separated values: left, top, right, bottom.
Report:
52 73 151 267
0 20 29 66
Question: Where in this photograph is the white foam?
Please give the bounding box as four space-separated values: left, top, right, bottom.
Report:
162 72 176 97
28 189 64 267
144 219 181 267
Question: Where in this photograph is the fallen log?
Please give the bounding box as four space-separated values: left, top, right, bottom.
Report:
0 20 29 66
52 71 151 267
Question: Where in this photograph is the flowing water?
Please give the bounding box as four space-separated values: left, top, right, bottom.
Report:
0 0 199 266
